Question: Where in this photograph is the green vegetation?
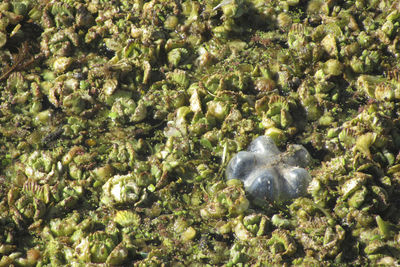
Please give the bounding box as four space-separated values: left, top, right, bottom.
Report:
1 0 400 265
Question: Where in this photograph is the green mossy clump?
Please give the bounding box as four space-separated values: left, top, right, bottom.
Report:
1 0 400 265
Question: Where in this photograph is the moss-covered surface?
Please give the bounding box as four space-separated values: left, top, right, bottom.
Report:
1 0 400 265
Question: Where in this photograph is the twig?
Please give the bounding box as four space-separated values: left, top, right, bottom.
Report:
0 42 42 81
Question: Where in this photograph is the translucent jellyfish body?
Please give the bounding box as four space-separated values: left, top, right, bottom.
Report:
226 136 312 204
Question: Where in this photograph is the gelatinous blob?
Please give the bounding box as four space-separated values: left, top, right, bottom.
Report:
226 136 311 204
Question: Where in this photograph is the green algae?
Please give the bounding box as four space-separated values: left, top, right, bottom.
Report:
1 0 400 265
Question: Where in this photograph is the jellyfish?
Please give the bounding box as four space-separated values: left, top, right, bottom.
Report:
226 136 312 204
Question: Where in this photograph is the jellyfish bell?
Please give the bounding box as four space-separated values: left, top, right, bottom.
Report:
226 136 312 205
248 135 281 156
280 165 312 199
244 167 278 202
283 144 311 168
225 151 256 182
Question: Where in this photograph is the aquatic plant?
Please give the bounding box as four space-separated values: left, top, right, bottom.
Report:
1 0 400 265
